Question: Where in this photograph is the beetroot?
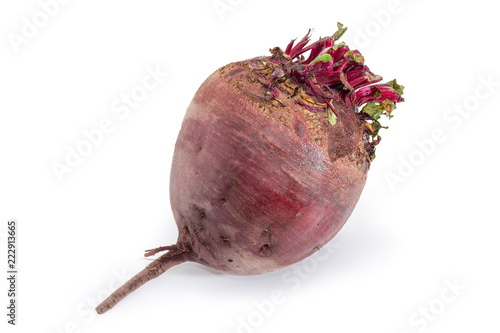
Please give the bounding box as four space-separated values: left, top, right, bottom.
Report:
96 23 404 314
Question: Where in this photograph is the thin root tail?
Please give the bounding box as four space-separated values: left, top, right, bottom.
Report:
95 250 189 314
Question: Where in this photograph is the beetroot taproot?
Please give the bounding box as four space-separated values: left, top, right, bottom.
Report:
96 23 404 314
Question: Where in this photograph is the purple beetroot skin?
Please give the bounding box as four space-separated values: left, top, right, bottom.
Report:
96 23 404 314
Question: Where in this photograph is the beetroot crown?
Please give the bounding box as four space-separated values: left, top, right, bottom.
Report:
269 23 405 150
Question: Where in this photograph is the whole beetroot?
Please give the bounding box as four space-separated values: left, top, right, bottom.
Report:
96 24 404 314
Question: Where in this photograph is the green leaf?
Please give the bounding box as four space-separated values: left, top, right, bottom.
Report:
309 53 332 66
386 79 405 96
381 99 396 113
374 88 382 99
333 22 348 41
333 42 346 51
327 107 337 126
361 103 385 120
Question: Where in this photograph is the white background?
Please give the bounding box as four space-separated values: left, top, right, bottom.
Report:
1 0 499 332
